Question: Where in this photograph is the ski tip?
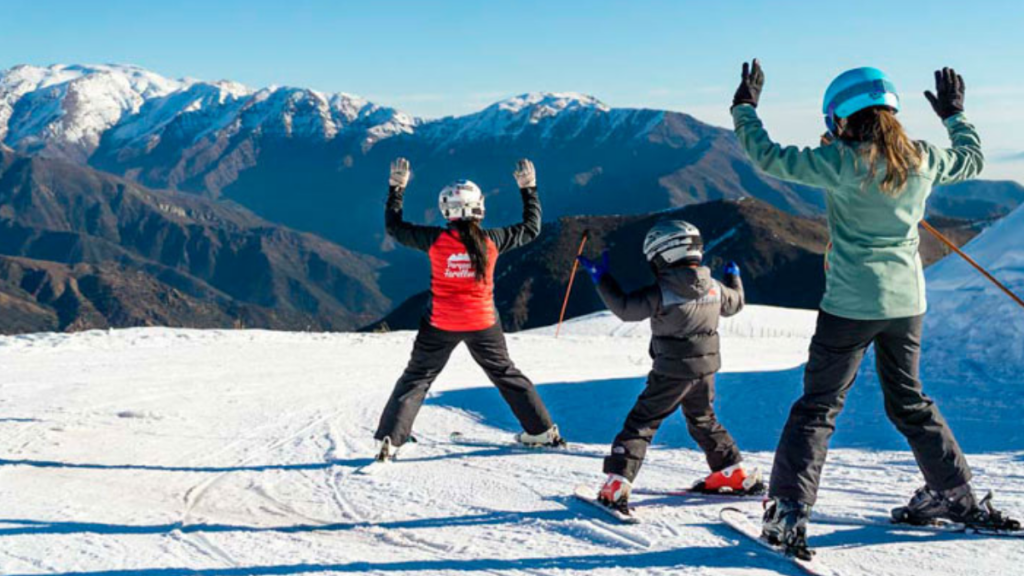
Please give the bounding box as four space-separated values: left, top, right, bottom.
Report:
573 484 598 498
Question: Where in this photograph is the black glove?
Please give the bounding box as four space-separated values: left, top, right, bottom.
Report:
924 67 965 120
732 59 764 109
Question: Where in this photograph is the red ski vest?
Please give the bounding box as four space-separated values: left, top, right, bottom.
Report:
427 230 500 331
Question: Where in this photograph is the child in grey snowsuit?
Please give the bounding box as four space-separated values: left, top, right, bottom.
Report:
576 220 762 516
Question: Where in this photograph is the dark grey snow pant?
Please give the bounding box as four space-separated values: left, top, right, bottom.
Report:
375 321 554 447
604 371 742 482
770 311 972 506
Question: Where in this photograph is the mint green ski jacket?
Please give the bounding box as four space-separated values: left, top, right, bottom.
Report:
732 104 984 320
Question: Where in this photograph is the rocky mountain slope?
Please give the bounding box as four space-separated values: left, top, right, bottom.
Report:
0 149 389 333
369 199 830 331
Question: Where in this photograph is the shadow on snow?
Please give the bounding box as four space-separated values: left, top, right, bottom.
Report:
432 364 1024 453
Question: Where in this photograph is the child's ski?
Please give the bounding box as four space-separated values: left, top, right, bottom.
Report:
719 507 840 576
812 511 1024 539
448 431 587 454
634 487 765 501
573 484 640 524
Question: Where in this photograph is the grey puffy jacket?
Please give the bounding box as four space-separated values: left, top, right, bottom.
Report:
596 266 744 379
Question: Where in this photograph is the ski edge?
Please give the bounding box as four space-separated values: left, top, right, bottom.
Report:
719 507 839 576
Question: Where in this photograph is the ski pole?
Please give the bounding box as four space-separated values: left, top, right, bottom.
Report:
555 230 590 338
920 220 1024 310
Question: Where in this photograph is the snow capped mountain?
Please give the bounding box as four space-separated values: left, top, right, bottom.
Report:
925 203 1024 382
0 65 628 161
419 91 662 146
0 64 415 161
0 64 188 161
0 63 661 162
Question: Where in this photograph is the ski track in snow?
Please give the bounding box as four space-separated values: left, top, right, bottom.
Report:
0 307 1020 576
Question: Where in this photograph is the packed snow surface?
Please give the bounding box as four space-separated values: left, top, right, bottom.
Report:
0 305 1020 575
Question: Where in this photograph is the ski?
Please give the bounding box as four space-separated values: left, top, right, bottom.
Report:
448 431 585 454
573 484 640 524
719 507 840 576
634 486 765 501
813 512 1024 539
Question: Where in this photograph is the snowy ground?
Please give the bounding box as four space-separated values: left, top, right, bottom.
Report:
0 306 1020 576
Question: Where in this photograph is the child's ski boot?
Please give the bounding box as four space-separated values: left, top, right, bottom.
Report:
597 473 633 517
515 424 566 448
375 436 398 463
762 498 814 560
691 463 765 495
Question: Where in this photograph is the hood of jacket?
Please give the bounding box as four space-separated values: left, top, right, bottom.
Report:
657 265 714 300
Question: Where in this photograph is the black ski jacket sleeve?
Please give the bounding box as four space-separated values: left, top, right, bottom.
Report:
385 186 443 252
719 274 745 318
596 273 661 322
486 187 542 254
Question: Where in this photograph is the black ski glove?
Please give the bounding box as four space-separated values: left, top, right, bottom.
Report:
732 59 764 109
924 67 965 120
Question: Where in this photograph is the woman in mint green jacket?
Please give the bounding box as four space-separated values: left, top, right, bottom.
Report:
730 60 1019 559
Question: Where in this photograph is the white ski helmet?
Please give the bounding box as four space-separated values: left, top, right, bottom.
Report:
643 220 703 268
438 180 485 221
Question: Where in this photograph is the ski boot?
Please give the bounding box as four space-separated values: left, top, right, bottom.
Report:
597 473 633 516
515 424 566 448
375 436 418 463
762 498 814 560
892 485 1022 531
374 437 398 463
691 463 765 495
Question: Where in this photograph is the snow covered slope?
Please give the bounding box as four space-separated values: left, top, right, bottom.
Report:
0 305 1019 575
925 203 1024 383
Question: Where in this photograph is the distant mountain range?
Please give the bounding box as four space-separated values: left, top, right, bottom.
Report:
0 63 1020 333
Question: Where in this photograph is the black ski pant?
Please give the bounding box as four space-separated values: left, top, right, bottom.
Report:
770 311 972 506
375 321 554 447
604 371 742 482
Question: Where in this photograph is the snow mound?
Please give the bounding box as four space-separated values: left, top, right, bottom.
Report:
925 203 1024 382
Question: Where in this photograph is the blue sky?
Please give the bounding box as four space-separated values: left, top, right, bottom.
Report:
2 0 1022 180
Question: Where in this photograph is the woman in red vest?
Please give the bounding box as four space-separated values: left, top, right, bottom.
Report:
373 157 562 462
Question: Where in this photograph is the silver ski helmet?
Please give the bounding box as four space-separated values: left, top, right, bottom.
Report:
439 180 485 221
643 220 703 268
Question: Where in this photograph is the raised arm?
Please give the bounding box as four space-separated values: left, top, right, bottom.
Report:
578 251 660 322
488 159 542 254
922 68 984 185
384 158 442 252
731 59 844 190
718 261 745 318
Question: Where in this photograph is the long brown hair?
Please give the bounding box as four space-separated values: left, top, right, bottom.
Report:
840 107 923 196
453 220 489 282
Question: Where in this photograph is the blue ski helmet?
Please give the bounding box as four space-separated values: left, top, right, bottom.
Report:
822 67 900 134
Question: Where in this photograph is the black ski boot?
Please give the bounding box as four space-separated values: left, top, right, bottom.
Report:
893 485 1022 531
762 498 814 560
